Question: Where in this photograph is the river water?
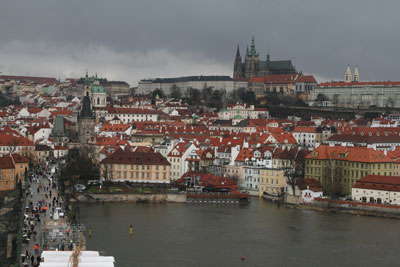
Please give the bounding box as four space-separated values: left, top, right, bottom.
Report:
79 198 400 267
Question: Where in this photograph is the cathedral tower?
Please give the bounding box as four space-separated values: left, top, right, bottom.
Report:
353 66 359 82
344 65 352 83
233 45 243 79
244 36 259 79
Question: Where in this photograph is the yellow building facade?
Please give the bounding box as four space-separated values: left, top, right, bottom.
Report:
259 168 286 197
305 145 394 195
100 149 171 183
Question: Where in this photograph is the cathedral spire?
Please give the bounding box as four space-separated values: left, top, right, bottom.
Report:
236 44 241 58
266 42 270 62
344 65 352 83
250 36 257 56
246 45 249 56
353 65 359 82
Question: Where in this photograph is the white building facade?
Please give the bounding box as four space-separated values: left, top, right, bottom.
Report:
137 76 248 95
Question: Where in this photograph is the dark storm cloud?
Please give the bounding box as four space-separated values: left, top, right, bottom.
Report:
0 0 399 85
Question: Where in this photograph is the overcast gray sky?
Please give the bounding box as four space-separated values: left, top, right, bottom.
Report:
0 0 399 86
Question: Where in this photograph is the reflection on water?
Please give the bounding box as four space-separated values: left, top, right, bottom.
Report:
79 198 400 267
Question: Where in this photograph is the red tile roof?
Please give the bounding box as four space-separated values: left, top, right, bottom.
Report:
100 123 131 132
0 75 59 85
0 156 15 169
11 154 29 163
0 133 34 147
306 145 393 163
249 74 317 84
101 149 170 165
353 175 400 192
296 75 317 83
293 126 316 133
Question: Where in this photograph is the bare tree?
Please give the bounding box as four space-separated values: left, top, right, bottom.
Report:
284 160 297 196
170 84 182 99
324 154 343 201
7 136 20 154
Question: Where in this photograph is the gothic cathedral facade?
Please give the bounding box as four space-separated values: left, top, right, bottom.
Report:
233 37 298 80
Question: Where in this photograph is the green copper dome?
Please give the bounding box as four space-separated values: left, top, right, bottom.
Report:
91 85 106 93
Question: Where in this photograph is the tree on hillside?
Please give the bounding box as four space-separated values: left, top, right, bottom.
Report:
170 84 182 99
211 89 223 110
265 91 281 107
333 94 340 106
185 87 201 106
201 86 214 102
316 93 329 102
243 90 256 105
229 87 246 103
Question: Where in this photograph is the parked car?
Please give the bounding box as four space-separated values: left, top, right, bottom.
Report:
87 180 100 186
74 184 86 192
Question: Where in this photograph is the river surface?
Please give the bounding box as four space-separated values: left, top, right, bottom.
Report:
79 198 400 267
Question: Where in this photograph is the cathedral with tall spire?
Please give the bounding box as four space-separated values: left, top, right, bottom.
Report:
233 36 297 80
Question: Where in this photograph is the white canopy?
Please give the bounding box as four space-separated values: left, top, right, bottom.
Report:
40 250 115 267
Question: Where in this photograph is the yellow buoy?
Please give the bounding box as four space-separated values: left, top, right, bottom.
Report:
130 225 133 235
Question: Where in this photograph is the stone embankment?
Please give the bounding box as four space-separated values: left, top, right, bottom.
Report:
290 198 400 219
76 193 187 203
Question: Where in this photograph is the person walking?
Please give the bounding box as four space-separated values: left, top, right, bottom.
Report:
31 255 35 265
34 244 39 254
36 255 41 265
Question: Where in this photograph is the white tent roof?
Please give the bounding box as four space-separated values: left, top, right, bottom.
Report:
40 250 115 267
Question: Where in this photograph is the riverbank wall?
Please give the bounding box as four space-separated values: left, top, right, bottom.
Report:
77 193 187 203
296 198 400 219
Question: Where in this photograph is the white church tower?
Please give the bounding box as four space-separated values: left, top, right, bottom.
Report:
353 66 359 82
344 65 352 83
